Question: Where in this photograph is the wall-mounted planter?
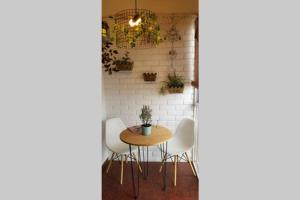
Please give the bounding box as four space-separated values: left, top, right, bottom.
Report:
167 86 184 94
115 62 133 71
143 73 157 82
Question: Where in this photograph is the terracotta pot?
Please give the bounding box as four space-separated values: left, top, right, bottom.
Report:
143 73 157 82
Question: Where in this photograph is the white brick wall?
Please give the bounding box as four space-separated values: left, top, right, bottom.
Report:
103 15 196 161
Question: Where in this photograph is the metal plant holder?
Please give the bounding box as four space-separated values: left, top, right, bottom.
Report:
114 9 161 49
164 21 182 71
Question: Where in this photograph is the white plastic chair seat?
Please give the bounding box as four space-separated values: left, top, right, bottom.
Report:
107 143 138 155
162 136 193 155
105 118 138 155
161 118 195 155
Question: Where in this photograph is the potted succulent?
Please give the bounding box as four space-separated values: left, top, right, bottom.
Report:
160 72 185 94
139 105 152 136
113 51 134 71
143 72 157 82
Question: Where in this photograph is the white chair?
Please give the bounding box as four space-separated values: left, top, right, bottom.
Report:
105 118 142 184
159 118 197 186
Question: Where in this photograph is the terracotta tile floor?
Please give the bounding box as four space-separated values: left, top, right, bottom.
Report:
102 161 198 200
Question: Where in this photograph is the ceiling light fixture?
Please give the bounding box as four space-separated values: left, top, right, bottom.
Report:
114 0 160 48
129 0 142 27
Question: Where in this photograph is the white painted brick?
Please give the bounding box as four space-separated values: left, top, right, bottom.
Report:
184 41 195 47
174 42 184 48
159 115 175 121
108 99 121 105
143 84 157 89
152 110 167 116
157 120 168 127
120 100 135 105
136 100 152 105
175 115 191 121
159 105 175 110
106 90 119 95
167 121 178 127
119 90 135 95
104 78 119 84
182 34 194 41
167 110 183 115
119 78 135 84
184 99 193 104
175 105 185 110
121 109 137 115
159 60 171 65
167 99 184 105
151 99 166 105
183 53 194 59
149 105 159 111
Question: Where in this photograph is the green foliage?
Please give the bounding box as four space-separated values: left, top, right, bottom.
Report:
102 21 109 38
166 72 185 88
113 51 133 65
139 105 152 126
113 12 162 48
159 72 185 95
101 41 119 75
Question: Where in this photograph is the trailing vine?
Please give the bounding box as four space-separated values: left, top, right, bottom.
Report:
101 41 119 75
113 12 162 48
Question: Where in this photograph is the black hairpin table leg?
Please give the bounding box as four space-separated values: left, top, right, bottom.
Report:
147 146 149 177
137 146 140 197
163 141 168 191
142 147 146 179
129 144 138 199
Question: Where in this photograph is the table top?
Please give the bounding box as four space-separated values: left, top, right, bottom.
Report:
120 125 172 146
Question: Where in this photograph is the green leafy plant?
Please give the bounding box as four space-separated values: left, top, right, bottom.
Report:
102 41 119 75
113 51 134 71
166 72 184 88
102 21 109 40
160 72 185 94
139 105 152 127
113 12 162 48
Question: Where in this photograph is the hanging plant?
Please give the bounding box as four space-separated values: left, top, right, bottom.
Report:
160 72 185 94
113 12 162 48
113 51 134 71
102 41 119 75
102 21 110 43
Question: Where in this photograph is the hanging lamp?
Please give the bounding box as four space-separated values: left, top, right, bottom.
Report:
114 0 161 49
128 0 141 27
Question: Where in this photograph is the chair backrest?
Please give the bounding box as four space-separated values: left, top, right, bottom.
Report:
174 118 195 148
105 118 127 150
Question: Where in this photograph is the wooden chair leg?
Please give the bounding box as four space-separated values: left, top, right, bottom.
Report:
106 152 115 173
159 153 168 173
184 152 196 176
125 155 128 164
120 155 124 184
174 155 178 186
132 152 142 173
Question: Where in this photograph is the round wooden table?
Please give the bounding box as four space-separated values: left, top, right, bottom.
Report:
120 125 172 199
120 125 172 146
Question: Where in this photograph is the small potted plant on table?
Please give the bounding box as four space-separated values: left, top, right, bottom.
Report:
139 105 152 136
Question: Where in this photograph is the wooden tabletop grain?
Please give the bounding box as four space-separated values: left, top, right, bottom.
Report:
120 125 172 146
